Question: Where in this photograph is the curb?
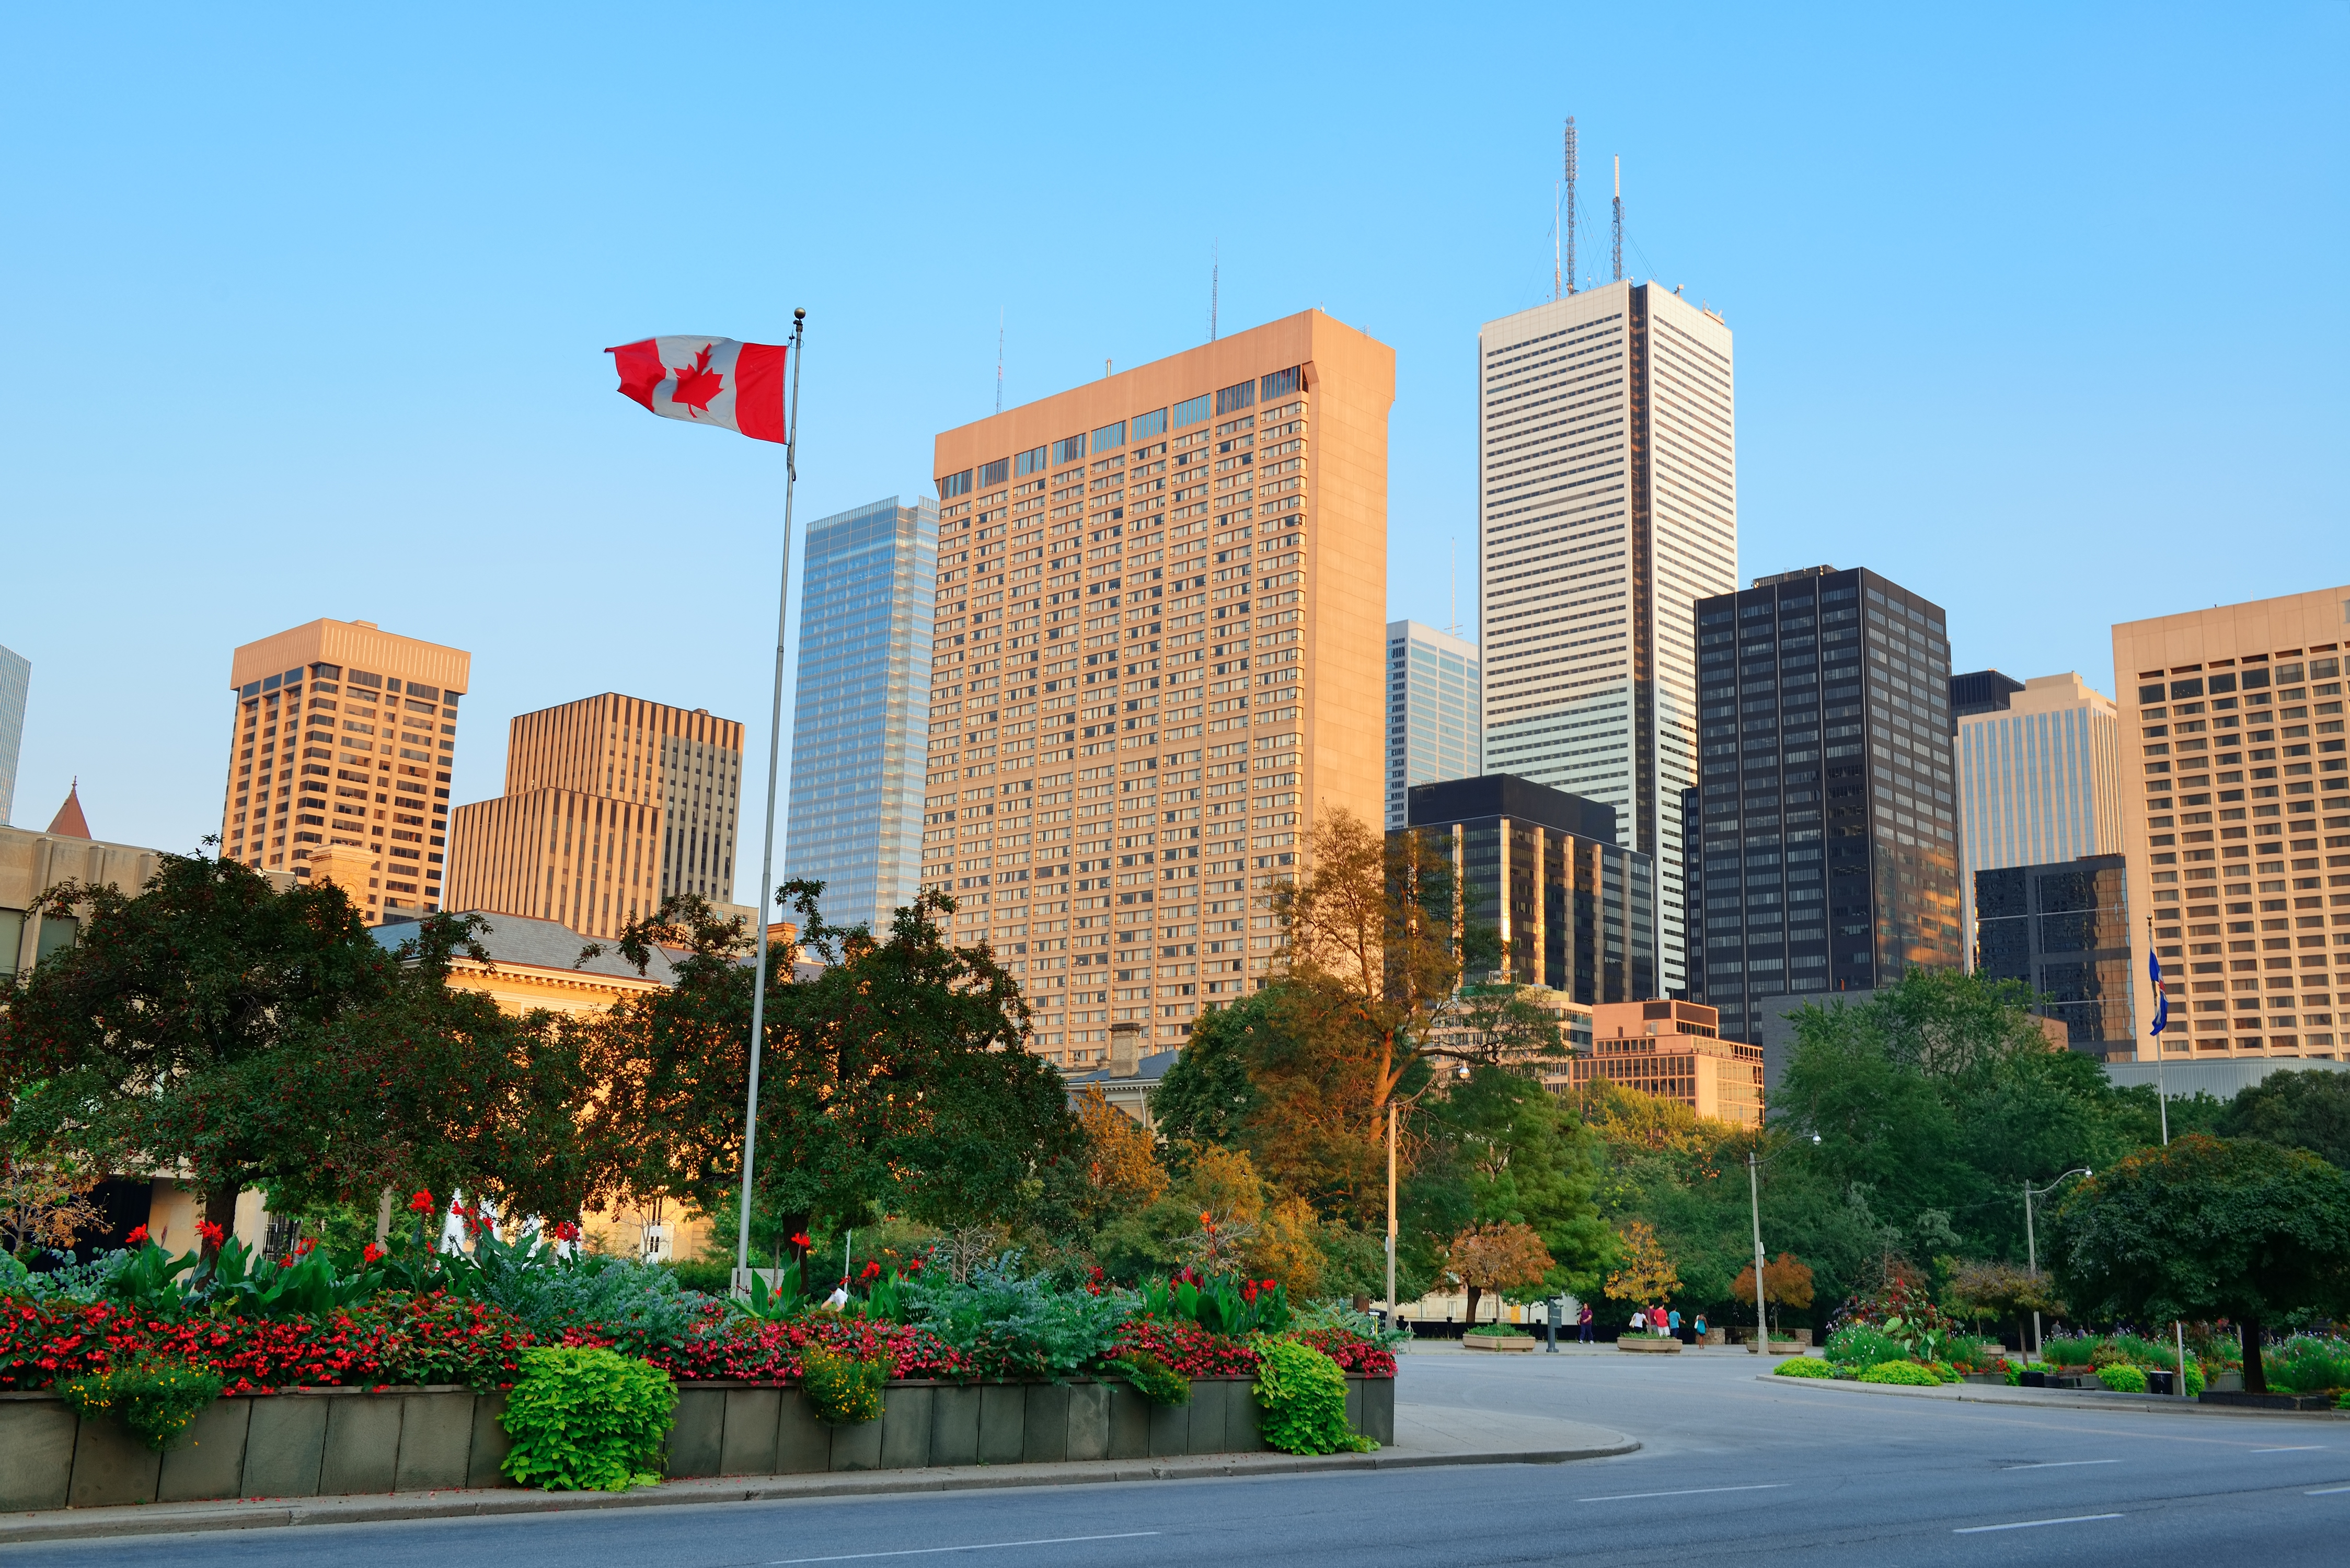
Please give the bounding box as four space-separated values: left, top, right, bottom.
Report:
1758 1373 2350 1421
0 1437 1639 1546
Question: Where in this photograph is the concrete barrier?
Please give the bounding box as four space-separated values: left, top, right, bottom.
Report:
0 1374 1392 1510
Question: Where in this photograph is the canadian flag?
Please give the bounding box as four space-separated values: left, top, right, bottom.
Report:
605 336 788 444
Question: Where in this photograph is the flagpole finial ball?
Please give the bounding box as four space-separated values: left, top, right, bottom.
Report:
795 308 806 321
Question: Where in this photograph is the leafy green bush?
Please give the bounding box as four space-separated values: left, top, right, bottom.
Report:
1252 1337 1372 1455
904 1253 1130 1378
1773 1357 1834 1378
1466 1322 1528 1338
1858 1360 1942 1386
53 1360 224 1451
2097 1363 2149 1393
2265 1335 2350 1394
500 1346 676 1492
1289 1298 1411 1351
1825 1324 1907 1367
2042 1335 2098 1368
1110 1350 1192 1406
2106 1332 2175 1368
2185 1361 2206 1397
475 1255 702 1354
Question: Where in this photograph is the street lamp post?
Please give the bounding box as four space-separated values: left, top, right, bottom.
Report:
2022 1168 2090 1358
1745 1134 1821 1355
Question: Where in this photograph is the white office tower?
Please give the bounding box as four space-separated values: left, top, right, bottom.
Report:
1385 620 1481 829
1477 281 1736 996
1955 671 2125 961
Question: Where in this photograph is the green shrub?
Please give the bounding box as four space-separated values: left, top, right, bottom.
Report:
500 1346 676 1492
1252 1337 1373 1455
2265 1336 2350 1396
53 1360 224 1452
1773 1357 1834 1378
1858 1360 1941 1387
2042 1335 2098 1368
904 1253 1130 1378
1825 1324 1907 1367
2097 1363 2149 1393
1110 1351 1192 1406
799 1343 890 1425
1466 1322 1528 1338
2185 1361 2206 1397
2107 1332 2174 1368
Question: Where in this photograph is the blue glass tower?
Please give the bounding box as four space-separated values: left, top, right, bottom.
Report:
784 497 938 935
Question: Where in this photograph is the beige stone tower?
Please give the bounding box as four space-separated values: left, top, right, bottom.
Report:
2114 587 2350 1061
444 693 743 940
220 619 469 923
921 310 1393 1067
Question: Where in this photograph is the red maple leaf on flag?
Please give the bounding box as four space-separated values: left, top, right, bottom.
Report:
668 344 726 417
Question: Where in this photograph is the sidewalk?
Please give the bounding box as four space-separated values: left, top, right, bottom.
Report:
0 1404 1637 1546
1762 1373 2350 1421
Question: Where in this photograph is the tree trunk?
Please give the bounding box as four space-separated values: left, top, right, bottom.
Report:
201 1178 240 1255
2241 1317 2267 1393
1465 1284 1482 1327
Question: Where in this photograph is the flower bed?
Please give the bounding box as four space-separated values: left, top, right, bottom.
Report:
619 1305 975 1383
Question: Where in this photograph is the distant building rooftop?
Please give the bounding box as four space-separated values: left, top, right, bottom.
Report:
1406 774 1617 845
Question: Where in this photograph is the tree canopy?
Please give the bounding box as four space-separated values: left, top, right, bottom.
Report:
2215 1067 2350 1170
2050 1133 2350 1391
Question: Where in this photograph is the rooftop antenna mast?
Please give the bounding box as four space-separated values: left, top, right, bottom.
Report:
1612 155 1623 283
994 308 1004 414
1563 117 1578 297
1210 241 1219 342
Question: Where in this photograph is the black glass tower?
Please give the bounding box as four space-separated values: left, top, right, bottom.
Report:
1974 854 2132 1055
1688 567 1963 1040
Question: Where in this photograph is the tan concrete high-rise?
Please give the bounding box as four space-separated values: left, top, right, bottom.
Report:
2115 587 2350 1062
220 619 469 923
445 693 743 941
923 311 1393 1068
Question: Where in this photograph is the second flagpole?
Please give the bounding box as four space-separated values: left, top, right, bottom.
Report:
735 307 807 1288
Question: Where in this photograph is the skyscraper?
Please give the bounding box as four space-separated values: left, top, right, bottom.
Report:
921 310 1392 1067
1384 620 1480 829
1689 568 1962 1044
1477 280 1736 997
783 496 939 935
1975 854 2133 1055
1955 672 2123 957
2112 587 2350 1062
445 694 743 941
220 619 468 923
0 642 26 826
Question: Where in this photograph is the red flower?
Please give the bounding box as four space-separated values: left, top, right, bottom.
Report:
1240 1280 1258 1302
407 1190 435 1214
125 1225 148 1246
859 1261 882 1282
905 1258 923 1273
362 1242 385 1264
547 1220 581 1243
195 1220 225 1247
790 1231 812 1249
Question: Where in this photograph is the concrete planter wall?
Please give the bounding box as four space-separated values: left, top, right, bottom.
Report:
0 1375 1394 1511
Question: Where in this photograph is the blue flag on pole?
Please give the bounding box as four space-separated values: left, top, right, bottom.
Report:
2149 948 2168 1036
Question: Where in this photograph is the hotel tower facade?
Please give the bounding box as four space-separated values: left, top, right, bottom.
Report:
921 311 1393 1068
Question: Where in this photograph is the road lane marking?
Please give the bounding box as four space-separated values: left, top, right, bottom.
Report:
1954 1513 2122 1534
767 1534 1162 1563
2255 1446 2326 1453
2306 1485 2350 1495
1577 1483 1791 1503
2002 1459 2120 1470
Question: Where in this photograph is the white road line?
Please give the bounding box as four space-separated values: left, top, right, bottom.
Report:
767 1534 1163 1564
2306 1484 2350 1495
1954 1513 2123 1534
2255 1446 2326 1453
1577 1483 1791 1503
2002 1459 2121 1470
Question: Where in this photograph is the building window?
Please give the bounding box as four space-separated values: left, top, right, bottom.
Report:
1053 434 1087 466
1173 394 1211 430
939 469 973 499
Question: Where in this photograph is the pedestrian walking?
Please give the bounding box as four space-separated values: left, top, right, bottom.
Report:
1668 1307 1683 1342
1579 1302 1594 1343
1694 1312 1709 1345
1629 1307 1644 1336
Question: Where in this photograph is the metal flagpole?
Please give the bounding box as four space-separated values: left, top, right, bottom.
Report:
735 308 807 1287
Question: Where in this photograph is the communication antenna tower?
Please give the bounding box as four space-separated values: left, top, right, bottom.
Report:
1563 117 1578 297
1612 155 1623 283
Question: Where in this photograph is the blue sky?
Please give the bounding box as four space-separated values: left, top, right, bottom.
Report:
4 3 2344 901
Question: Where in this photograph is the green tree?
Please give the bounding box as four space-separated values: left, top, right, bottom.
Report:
2216 1068 2350 1170
1150 991 1266 1149
580 884 1081 1244
2050 1134 2350 1392
1429 1067 1612 1299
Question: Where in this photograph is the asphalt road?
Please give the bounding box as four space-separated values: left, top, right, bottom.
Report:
16 1350 2350 1566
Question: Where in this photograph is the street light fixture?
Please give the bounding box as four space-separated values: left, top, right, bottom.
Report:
1745 1133 1821 1356
2022 1168 2090 1357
